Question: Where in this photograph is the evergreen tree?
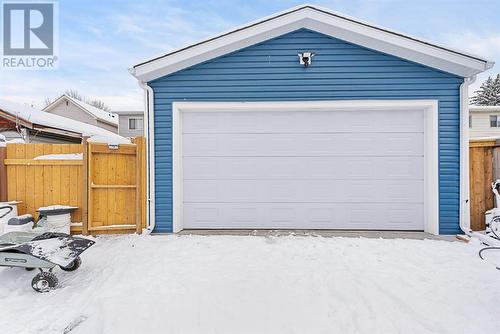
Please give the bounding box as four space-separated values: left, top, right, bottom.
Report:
470 74 500 106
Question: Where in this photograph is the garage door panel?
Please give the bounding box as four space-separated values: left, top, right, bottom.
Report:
183 156 424 180
183 203 424 230
183 179 423 203
183 110 424 134
181 108 425 231
183 133 424 157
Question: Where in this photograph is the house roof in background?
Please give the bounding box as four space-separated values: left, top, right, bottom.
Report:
130 4 494 82
114 110 144 115
43 94 119 126
0 99 126 140
470 106 500 112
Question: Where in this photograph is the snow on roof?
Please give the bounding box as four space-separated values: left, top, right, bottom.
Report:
113 110 144 115
469 105 500 112
131 4 494 82
45 95 119 126
0 99 128 141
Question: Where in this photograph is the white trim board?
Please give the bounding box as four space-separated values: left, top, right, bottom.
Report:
131 5 493 82
172 100 439 234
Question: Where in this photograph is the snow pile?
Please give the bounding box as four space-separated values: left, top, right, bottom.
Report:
38 205 78 211
87 135 131 145
0 99 126 141
34 153 83 160
0 134 5 147
0 235 499 334
28 237 76 267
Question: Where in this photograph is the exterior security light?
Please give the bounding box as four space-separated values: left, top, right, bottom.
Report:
298 52 315 67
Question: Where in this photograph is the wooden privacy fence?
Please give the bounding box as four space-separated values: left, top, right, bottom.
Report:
469 139 500 231
4 144 84 231
0 138 146 234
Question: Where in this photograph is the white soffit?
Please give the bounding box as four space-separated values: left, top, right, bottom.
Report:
130 5 494 82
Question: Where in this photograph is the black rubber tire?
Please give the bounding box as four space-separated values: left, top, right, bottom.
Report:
31 272 58 293
60 256 82 272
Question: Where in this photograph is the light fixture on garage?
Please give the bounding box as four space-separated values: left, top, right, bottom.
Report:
298 52 315 67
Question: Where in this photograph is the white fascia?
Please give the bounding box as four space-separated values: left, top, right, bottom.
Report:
131 6 493 82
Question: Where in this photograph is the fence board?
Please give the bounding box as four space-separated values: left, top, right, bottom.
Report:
82 138 89 235
25 144 35 220
0 146 7 201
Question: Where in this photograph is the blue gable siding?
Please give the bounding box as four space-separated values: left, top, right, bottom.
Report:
149 29 464 234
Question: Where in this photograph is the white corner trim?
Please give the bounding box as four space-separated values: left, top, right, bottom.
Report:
172 102 183 233
423 100 440 235
172 100 440 234
131 5 492 82
459 77 475 235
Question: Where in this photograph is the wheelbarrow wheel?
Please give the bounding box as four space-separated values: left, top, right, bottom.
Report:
31 272 58 293
60 256 81 272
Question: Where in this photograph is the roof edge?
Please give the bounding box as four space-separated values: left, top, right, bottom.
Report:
470 105 500 112
130 4 494 81
45 94 119 127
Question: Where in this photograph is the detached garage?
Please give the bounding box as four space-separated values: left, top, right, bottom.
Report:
130 5 493 234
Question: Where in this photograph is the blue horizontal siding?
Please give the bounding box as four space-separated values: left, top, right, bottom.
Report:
150 28 464 234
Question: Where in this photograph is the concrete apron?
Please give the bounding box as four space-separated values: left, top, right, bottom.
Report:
175 229 458 241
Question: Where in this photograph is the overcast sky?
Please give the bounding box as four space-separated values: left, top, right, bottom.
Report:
1 0 499 110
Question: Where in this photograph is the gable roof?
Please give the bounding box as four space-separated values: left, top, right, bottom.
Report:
0 99 126 141
130 4 494 82
43 94 119 126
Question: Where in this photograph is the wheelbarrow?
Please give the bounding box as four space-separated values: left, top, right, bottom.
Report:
0 231 95 292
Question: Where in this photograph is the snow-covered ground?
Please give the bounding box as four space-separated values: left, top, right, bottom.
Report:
0 235 499 334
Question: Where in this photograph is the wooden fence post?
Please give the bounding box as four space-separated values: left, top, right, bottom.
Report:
133 138 141 234
0 145 7 202
139 137 147 230
469 139 498 231
82 137 89 235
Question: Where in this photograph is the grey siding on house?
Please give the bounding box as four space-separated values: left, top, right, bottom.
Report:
96 119 119 133
47 101 97 125
46 101 118 133
149 29 464 234
0 130 24 142
470 111 500 138
117 113 144 137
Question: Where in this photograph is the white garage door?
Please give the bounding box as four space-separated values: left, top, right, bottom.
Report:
181 108 425 230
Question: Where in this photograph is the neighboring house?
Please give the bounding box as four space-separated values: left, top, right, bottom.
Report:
115 110 144 137
0 99 126 143
43 95 119 133
130 4 493 235
469 105 500 138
